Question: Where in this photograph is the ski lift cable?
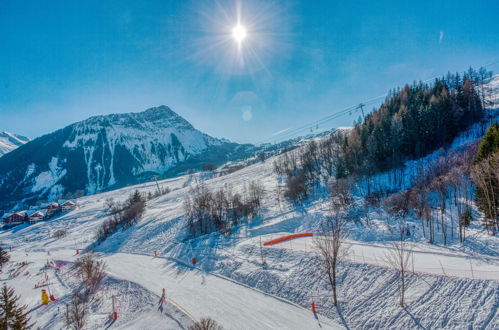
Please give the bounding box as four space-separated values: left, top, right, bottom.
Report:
258 56 499 145
262 96 384 144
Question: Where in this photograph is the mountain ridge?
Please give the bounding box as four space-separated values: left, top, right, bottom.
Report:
0 131 29 157
0 105 253 211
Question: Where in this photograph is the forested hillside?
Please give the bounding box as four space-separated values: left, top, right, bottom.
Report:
274 68 494 200
340 68 491 177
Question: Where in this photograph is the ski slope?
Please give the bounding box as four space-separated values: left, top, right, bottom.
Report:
1 140 497 328
105 253 340 329
253 235 499 280
1 93 499 328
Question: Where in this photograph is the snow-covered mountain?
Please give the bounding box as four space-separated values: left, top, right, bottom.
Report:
0 131 29 157
0 113 497 329
0 106 253 210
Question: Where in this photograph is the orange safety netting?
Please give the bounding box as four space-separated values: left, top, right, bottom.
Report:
262 233 313 246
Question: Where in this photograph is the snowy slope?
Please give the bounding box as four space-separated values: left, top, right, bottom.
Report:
0 77 498 329
0 114 497 328
0 131 29 156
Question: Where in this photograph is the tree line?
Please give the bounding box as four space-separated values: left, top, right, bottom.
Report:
340 67 490 177
274 68 493 204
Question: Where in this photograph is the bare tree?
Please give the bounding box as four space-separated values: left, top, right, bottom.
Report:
314 208 349 306
384 223 414 307
65 293 87 330
329 178 353 209
72 253 106 296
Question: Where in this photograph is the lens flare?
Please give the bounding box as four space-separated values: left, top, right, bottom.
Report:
232 24 247 42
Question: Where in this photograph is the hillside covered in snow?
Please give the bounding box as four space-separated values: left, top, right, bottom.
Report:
0 72 497 330
0 110 498 329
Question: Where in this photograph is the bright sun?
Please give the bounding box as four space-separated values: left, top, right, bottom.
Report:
232 24 247 42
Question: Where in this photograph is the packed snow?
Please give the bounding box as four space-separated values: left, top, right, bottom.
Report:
1 117 497 328
1 80 499 328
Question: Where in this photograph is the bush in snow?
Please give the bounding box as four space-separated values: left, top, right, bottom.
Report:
52 229 67 239
188 318 224 330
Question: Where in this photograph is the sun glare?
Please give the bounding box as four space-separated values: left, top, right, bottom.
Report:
232 24 247 42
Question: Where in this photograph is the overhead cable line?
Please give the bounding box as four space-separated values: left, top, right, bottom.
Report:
257 57 499 145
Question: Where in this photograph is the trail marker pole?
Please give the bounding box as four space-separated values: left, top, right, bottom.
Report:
259 237 266 266
161 288 167 303
469 259 475 279
439 260 447 276
112 295 118 320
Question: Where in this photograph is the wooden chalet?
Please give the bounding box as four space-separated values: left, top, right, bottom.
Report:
27 210 46 223
40 202 60 216
2 211 27 226
59 200 78 212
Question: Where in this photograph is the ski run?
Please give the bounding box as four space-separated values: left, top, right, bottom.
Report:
1 107 498 329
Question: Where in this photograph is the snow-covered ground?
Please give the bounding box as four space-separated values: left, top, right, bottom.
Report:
1 81 498 328
1 133 497 328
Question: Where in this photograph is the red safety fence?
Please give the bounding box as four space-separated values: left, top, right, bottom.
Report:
263 233 313 246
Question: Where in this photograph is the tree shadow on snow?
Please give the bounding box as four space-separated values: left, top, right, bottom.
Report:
403 306 426 330
336 303 351 330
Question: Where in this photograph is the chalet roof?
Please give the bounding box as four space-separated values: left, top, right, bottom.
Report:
2 211 26 219
27 210 46 217
40 202 59 208
58 199 77 205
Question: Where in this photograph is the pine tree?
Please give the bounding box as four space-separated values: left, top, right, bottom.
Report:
0 248 9 270
473 122 499 233
0 284 33 329
129 190 144 204
476 122 499 162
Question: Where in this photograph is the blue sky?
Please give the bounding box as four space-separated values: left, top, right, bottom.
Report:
1 0 498 144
